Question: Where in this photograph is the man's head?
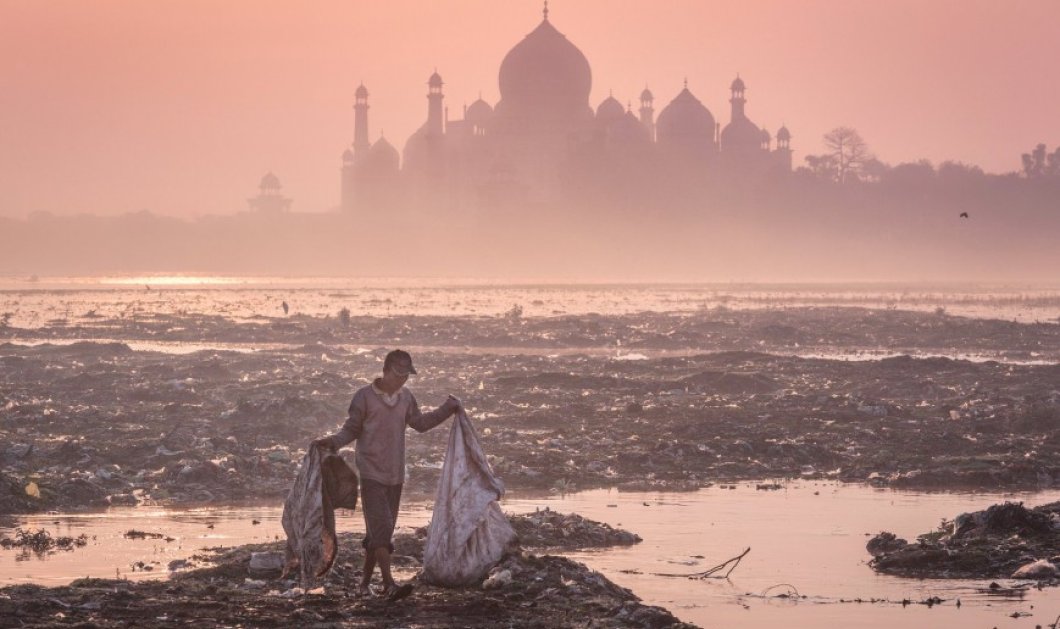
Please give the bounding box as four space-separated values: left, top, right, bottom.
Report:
380 349 416 391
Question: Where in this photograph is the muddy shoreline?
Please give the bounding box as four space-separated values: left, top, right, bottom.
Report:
2 307 1059 515
0 511 691 628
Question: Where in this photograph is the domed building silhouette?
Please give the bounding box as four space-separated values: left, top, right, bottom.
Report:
339 3 792 213
248 172 292 213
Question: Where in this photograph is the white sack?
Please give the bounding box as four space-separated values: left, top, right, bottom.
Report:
422 409 517 586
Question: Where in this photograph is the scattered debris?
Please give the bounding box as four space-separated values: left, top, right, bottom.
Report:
0 528 88 555
3 307 1059 515
870 501 1060 581
0 512 691 628
654 547 751 580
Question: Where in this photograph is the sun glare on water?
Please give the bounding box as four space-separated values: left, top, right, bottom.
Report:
100 275 247 287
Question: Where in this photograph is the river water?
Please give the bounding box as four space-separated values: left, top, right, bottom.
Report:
3 483 1058 628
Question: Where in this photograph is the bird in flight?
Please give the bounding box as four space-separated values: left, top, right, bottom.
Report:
959 212 969 218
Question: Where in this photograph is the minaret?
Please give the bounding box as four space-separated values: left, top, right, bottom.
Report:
639 86 655 141
341 148 356 212
729 75 746 121
354 83 370 159
427 71 444 136
776 125 793 172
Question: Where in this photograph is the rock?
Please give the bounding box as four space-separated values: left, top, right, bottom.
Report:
176 461 221 484
168 559 191 571
108 493 138 506
248 551 285 576
866 532 908 557
6 443 33 460
1011 559 1059 579
482 568 512 590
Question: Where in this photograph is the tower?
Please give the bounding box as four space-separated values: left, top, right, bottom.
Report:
639 87 655 141
775 125 793 172
427 71 444 136
729 75 746 120
354 83 370 159
341 149 356 212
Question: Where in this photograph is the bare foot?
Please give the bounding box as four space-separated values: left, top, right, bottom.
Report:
353 583 370 597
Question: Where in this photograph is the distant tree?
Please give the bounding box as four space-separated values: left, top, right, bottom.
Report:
937 161 986 189
804 127 873 183
860 157 890 184
1022 143 1047 178
822 126 872 183
937 160 984 180
883 160 936 190
803 154 838 181
1022 143 1060 178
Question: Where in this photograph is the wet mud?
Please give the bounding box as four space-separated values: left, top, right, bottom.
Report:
0 512 689 628
868 500 1060 583
2 307 1059 514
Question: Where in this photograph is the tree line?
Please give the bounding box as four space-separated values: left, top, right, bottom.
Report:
800 127 1060 186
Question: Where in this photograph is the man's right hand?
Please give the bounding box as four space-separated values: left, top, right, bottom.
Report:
311 437 334 451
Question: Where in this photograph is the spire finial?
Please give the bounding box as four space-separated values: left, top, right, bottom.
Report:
543 1 549 20
683 77 688 89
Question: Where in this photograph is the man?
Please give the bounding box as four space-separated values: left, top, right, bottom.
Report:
314 349 460 599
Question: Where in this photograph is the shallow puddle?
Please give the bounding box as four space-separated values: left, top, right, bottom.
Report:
3 483 1058 628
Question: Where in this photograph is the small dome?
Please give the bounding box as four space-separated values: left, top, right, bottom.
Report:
466 98 493 123
777 125 791 141
355 83 368 98
402 124 443 173
760 128 771 142
640 87 654 102
428 71 443 87
367 137 399 173
259 172 281 190
656 87 716 148
608 110 651 147
721 116 762 152
342 148 354 162
731 75 746 92
596 95 624 123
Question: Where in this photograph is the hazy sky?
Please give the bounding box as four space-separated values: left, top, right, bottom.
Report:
3 0 1058 218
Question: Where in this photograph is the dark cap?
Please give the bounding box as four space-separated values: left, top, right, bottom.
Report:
384 349 417 375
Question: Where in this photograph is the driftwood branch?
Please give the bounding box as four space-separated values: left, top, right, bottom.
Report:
652 547 751 579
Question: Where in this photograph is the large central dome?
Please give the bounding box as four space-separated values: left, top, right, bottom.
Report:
496 17 592 128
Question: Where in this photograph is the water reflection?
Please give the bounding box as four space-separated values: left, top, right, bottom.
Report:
2 483 1058 629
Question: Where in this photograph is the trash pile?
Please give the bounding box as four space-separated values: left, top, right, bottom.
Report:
868 500 1060 580
507 507 642 550
0 512 692 628
2 306 1059 515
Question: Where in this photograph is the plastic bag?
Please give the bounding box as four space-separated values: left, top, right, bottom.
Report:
281 445 358 586
422 410 517 585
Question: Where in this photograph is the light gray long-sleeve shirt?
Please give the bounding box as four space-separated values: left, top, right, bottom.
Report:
328 382 452 485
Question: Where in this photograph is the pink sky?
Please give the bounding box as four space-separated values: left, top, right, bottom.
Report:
2 0 1058 217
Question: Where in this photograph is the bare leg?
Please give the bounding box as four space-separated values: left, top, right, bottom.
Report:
358 549 377 593
375 547 395 589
